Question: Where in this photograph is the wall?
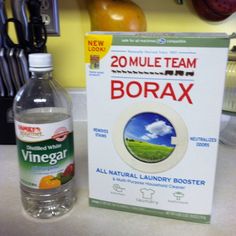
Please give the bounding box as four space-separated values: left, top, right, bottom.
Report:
7 0 236 88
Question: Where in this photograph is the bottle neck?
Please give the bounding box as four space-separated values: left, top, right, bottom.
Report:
31 71 53 80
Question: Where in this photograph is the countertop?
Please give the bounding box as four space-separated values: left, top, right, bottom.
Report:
0 121 235 236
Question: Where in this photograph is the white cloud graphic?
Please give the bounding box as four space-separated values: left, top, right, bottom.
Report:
141 135 150 140
141 119 173 140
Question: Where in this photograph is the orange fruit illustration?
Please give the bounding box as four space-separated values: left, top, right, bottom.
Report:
39 175 61 189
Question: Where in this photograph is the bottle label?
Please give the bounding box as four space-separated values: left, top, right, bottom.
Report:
15 118 75 190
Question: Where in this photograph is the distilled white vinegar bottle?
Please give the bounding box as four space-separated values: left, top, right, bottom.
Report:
14 53 76 218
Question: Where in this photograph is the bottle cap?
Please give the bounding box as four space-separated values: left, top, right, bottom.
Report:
29 53 53 72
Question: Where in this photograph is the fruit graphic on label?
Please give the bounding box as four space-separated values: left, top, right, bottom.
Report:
39 175 61 189
87 0 147 31
56 163 75 184
63 163 75 177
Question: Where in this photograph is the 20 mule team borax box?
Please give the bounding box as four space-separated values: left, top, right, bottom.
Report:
85 32 229 223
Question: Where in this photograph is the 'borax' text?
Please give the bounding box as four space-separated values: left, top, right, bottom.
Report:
111 80 194 104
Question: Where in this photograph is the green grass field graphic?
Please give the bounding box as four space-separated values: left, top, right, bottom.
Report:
125 139 174 163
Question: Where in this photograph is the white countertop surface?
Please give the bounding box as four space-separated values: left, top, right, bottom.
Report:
0 121 235 236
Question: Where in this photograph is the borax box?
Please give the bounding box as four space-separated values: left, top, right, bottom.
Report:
85 32 229 223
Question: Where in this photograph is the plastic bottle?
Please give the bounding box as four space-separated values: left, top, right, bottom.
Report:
13 53 76 218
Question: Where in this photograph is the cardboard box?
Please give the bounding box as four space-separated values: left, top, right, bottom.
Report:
85 32 229 223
